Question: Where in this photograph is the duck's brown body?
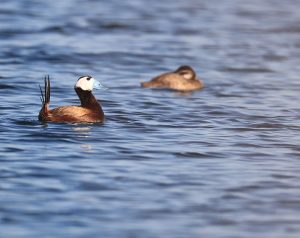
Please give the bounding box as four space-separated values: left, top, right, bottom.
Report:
141 65 204 92
39 106 104 123
38 76 104 123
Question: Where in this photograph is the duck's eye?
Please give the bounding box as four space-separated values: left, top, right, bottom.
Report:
87 77 91 81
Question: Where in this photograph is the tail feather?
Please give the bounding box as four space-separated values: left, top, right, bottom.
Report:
38 75 51 121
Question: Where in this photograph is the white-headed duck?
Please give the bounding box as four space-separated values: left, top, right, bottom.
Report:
141 65 204 91
38 75 105 123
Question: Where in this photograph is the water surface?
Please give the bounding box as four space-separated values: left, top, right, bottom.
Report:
1 0 300 237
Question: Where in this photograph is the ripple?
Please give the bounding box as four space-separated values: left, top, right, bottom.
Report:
77 181 116 191
174 152 225 159
0 84 17 89
221 66 274 73
1 147 25 153
267 25 300 34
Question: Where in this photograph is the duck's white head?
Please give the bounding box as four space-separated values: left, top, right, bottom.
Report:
75 76 106 91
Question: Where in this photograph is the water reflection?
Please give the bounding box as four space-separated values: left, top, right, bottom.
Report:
72 126 92 137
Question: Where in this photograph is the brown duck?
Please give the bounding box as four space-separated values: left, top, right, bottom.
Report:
38 75 105 123
141 65 204 91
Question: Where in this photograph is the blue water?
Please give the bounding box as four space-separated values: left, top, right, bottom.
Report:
1 0 300 237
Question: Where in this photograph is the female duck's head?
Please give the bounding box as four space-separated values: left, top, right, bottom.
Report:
75 76 107 91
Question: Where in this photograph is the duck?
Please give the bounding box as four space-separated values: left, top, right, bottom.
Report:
141 65 204 91
38 75 105 123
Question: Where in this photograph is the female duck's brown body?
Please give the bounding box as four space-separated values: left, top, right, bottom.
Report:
141 65 204 92
39 76 104 123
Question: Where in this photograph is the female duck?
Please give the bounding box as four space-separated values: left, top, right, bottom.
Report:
141 65 204 91
39 75 105 123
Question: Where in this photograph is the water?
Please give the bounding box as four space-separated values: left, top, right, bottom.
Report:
1 0 300 237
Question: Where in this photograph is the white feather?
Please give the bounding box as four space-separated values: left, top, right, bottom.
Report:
75 76 95 91
182 72 193 80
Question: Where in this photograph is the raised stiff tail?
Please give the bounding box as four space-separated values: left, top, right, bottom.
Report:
38 75 50 121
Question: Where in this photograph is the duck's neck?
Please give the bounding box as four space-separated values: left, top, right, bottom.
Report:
75 87 101 110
